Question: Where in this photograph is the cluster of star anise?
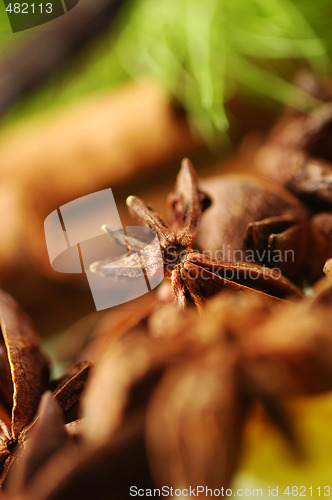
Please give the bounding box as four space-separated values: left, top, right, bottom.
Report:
1 116 332 498
92 158 304 309
1 278 332 499
255 75 332 282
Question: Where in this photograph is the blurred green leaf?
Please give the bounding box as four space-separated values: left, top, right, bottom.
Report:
2 0 332 142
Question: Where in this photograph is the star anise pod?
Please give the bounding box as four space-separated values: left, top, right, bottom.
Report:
92 159 303 309
80 308 244 495
240 278 332 398
255 99 332 282
0 289 92 487
0 290 49 482
3 282 332 498
195 174 309 278
50 360 92 424
77 283 332 496
256 102 332 209
145 281 332 491
5 392 72 495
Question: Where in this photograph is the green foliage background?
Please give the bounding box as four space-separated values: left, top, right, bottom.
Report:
1 0 332 140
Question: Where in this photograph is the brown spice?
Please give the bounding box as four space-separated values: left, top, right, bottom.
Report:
0 290 93 487
255 99 332 282
196 174 309 278
92 159 303 310
3 281 332 498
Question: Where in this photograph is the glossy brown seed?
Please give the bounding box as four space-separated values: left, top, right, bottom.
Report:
196 175 308 277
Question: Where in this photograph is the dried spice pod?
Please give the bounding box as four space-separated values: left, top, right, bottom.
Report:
13 361 93 460
82 330 199 445
80 292 279 494
240 279 332 399
52 361 92 424
4 391 116 500
91 159 303 309
145 292 288 492
146 346 245 490
10 412 154 500
1 368 95 493
305 212 332 282
0 290 49 479
6 392 70 495
195 175 308 278
254 100 332 281
146 284 332 491
13 332 200 500
6 285 332 497
256 102 332 208
182 253 303 302
0 291 93 488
